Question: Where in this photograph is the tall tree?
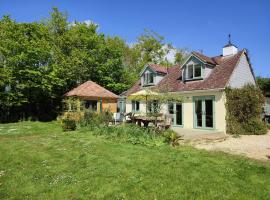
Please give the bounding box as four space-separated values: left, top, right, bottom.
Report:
0 8 187 122
135 29 173 68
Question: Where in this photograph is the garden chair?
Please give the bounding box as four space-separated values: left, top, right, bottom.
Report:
157 114 172 130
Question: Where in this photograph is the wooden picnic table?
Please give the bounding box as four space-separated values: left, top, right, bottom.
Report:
132 115 164 127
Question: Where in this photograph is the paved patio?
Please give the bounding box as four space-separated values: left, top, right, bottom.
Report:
195 131 270 161
171 127 227 141
172 127 270 161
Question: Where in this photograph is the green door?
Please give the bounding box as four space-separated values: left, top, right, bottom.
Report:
194 96 215 129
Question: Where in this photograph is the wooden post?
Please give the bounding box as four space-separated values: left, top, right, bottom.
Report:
100 98 103 113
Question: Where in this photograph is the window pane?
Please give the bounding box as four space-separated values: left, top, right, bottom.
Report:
194 65 201 77
168 103 174 114
176 103 182 125
188 65 193 79
144 74 148 84
85 100 97 111
147 101 152 113
153 100 159 113
195 100 202 127
132 101 135 111
136 101 140 111
149 73 154 83
205 99 213 128
168 102 175 124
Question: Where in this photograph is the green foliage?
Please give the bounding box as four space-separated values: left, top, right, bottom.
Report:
257 76 270 97
174 49 187 65
225 85 267 135
78 109 113 128
61 117 76 131
163 129 180 145
79 110 98 127
90 124 166 147
0 9 128 122
1 121 270 199
123 29 185 77
267 123 270 130
98 109 113 125
242 118 268 135
0 8 185 123
78 108 179 146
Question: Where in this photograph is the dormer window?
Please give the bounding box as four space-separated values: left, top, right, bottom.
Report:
186 64 202 80
143 73 154 85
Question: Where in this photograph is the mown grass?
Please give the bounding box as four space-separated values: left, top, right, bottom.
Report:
0 121 270 200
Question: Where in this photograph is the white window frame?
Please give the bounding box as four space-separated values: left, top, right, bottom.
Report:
186 64 202 80
132 100 140 112
143 72 154 85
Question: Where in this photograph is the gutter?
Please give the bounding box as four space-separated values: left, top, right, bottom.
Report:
168 88 225 94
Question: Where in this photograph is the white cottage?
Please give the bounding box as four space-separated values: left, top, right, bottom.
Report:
124 43 256 133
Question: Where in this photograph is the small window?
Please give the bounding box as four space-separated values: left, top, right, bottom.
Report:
187 65 193 79
186 64 202 80
149 73 154 84
85 100 98 111
144 74 148 84
132 100 140 112
143 72 154 85
148 100 159 113
194 64 201 77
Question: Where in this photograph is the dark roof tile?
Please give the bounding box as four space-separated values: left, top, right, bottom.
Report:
125 50 245 95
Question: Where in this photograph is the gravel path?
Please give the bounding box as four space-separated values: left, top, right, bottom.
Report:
195 131 270 161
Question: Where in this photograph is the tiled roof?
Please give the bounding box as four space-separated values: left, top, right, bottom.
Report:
148 63 168 74
126 50 245 95
192 51 217 65
65 81 119 99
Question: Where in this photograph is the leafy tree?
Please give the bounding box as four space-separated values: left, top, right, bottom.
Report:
257 77 270 97
174 49 187 65
134 29 173 69
0 8 186 122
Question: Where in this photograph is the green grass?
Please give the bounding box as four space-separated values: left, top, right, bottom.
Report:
0 122 270 199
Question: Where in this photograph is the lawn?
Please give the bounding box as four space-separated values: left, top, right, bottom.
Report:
0 122 270 200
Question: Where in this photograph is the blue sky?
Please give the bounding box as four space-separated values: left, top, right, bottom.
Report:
1 0 270 77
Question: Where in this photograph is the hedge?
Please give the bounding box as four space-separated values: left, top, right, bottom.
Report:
225 84 267 135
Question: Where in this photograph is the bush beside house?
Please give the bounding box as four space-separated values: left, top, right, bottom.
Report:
225 85 268 135
61 106 178 146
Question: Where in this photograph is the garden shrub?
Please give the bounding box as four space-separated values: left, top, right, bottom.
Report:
163 129 181 146
242 118 268 135
90 124 167 147
82 123 179 147
267 123 270 130
225 85 267 135
62 109 179 146
62 111 84 122
79 109 113 128
97 109 113 126
62 117 76 131
79 110 99 127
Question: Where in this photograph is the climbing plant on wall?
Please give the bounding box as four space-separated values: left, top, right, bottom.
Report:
225 84 267 135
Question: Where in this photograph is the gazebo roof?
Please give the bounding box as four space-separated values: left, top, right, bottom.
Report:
65 81 119 99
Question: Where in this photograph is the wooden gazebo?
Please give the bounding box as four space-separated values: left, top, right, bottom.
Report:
65 81 119 113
